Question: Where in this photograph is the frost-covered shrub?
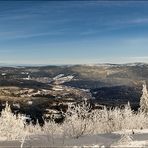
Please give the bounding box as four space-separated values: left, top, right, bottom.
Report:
41 100 148 139
0 102 26 140
1 87 148 142
82 102 148 135
61 101 92 138
43 120 63 144
25 120 42 134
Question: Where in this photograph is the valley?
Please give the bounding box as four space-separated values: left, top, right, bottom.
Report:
0 63 146 123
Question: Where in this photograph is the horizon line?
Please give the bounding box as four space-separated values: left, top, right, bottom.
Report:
0 62 148 67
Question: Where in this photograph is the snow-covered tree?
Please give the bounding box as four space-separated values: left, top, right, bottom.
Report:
140 83 148 113
0 102 26 141
62 101 91 139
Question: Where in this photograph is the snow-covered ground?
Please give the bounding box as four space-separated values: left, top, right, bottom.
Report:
0 129 148 147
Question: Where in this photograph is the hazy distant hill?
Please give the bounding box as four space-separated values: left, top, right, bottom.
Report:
0 63 147 109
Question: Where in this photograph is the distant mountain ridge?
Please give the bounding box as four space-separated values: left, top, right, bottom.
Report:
0 62 147 110
0 62 147 67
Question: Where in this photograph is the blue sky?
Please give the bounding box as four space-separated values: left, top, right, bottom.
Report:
1 1 148 65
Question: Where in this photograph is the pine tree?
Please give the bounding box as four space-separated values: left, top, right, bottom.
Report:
140 83 148 113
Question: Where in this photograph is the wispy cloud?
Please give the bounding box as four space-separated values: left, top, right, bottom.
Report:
9 31 65 39
115 17 148 27
0 30 66 40
130 18 148 24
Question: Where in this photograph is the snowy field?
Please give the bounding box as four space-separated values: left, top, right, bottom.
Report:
0 130 148 147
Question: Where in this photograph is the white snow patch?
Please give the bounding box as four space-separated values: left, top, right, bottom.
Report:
112 140 147 147
27 101 33 105
53 74 64 80
1 73 6 76
13 103 20 108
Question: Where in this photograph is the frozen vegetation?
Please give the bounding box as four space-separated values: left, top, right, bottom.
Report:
0 84 148 147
